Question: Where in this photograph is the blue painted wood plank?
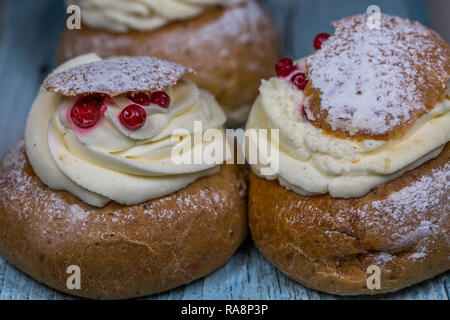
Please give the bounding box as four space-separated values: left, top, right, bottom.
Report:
0 0 448 300
444 275 450 299
0 0 65 157
181 278 205 300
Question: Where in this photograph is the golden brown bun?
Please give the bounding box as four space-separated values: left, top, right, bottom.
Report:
0 137 248 299
249 143 449 295
57 0 281 126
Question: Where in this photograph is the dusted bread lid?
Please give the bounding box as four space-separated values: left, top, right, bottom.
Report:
44 56 194 96
304 14 449 140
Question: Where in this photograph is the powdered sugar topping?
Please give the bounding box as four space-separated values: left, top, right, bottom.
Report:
370 163 449 217
306 14 449 135
356 162 449 259
44 56 194 97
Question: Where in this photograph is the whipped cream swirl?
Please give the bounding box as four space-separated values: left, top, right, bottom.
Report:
68 0 244 32
247 58 450 198
26 54 227 207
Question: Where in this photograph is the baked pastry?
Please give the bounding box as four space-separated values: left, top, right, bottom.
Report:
246 14 449 295
58 0 281 126
0 54 247 299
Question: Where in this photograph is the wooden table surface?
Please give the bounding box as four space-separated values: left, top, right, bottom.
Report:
0 0 448 300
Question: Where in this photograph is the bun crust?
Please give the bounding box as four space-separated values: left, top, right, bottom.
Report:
0 137 248 299
57 0 281 126
249 143 449 295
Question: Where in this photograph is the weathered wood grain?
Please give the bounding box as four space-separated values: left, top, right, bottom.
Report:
0 0 448 300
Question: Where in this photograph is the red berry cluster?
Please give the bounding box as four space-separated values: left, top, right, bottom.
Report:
70 91 172 131
127 91 171 109
120 91 171 131
275 58 308 90
274 33 330 91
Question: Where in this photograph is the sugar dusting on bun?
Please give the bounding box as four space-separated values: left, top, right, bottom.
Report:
44 56 194 97
305 14 450 140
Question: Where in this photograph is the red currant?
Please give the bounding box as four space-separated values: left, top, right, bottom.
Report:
291 72 308 90
119 104 147 131
313 33 330 50
127 92 150 106
275 58 296 77
70 94 104 128
150 91 171 108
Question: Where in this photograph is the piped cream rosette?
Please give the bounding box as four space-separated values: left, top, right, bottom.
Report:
26 54 228 207
246 58 450 198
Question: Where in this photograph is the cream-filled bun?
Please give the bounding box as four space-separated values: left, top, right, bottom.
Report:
0 54 247 299
58 0 281 126
28 54 228 207
247 14 449 295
